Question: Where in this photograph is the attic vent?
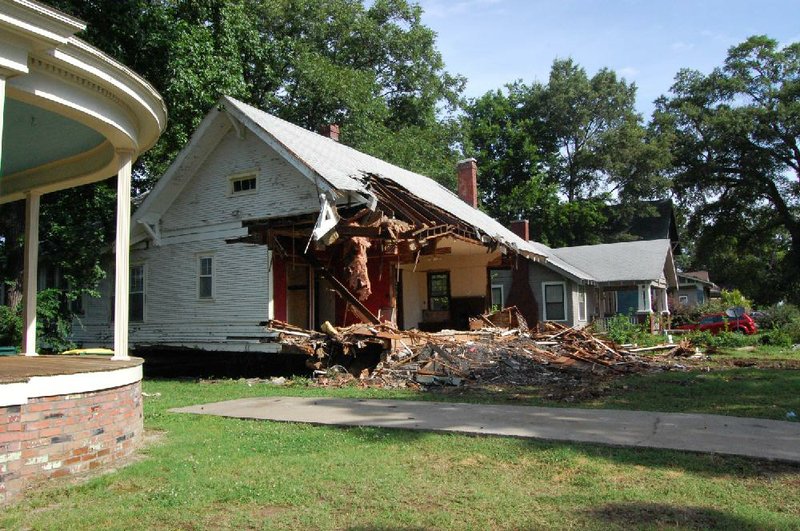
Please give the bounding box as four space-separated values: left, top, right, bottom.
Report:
229 172 257 195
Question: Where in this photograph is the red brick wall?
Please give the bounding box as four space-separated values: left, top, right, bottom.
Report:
0 381 142 504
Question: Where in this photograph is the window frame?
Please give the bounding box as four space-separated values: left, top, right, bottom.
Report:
542 281 567 322
490 284 504 309
129 263 145 323
197 254 215 301
678 295 689 305
228 170 258 196
427 271 451 312
577 285 587 321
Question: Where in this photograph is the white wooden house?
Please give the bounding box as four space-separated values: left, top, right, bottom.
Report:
71 97 677 352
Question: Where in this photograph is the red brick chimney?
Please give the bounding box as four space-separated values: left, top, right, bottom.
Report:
319 124 340 142
510 219 529 241
457 158 478 208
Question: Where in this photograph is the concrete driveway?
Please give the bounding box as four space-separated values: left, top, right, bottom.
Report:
172 397 800 463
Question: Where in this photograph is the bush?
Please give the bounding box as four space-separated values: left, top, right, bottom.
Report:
0 305 22 347
759 329 793 348
0 289 75 352
686 330 760 350
605 313 642 344
755 303 800 344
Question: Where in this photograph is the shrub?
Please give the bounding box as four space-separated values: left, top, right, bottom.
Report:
685 330 760 350
0 289 76 352
759 329 793 348
756 303 800 330
0 305 22 347
605 313 642 344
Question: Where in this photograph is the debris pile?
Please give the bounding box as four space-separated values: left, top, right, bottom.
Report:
265 308 672 390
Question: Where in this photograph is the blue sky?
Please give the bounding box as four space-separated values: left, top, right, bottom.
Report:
415 0 799 118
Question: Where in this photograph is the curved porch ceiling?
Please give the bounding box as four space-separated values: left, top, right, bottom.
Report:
0 0 167 203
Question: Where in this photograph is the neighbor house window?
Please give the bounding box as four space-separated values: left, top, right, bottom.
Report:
229 172 257 195
428 272 450 311
491 284 504 310
678 295 689 305
578 286 587 321
130 265 145 322
198 255 214 299
542 282 566 321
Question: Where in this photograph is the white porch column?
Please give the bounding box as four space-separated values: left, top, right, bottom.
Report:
21 191 41 355
637 283 653 313
112 152 134 360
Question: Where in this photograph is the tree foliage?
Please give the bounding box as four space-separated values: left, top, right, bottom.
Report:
655 35 800 304
46 0 464 188
463 59 669 246
1 0 464 347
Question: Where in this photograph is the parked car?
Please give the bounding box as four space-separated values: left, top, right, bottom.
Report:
674 311 758 335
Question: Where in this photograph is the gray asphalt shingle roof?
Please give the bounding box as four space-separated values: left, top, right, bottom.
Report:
225 97 554 263
551 239 673 284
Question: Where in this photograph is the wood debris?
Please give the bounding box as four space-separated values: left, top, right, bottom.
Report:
265 313 666 390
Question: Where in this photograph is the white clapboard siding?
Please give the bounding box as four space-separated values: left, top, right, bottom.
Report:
161 129 320 232
71 120 332 350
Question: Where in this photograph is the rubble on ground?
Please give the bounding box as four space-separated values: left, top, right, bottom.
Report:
264 307 694 390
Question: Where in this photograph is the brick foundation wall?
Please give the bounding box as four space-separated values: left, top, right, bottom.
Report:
0 381 143 504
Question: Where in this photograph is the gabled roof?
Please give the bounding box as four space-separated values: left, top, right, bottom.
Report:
222 97 552 262
551 239 677 286
136 96 566 266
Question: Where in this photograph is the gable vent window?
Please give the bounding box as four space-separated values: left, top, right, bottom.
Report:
229 174 257 195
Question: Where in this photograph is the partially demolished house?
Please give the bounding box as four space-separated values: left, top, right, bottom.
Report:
71 97 677 352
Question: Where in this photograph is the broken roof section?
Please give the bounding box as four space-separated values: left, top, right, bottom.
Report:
222 96 550 264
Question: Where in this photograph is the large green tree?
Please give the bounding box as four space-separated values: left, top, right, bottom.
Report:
1 0 464 346
46 0 464 188
464 59 669 247
655 35 800 304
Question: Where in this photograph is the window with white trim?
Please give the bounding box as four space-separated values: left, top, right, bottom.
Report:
542 282 566 321
678 295 689 305
198 255 214 299
491 284 504 310
229 173 257 195
130 265 145 322
578 286 587 321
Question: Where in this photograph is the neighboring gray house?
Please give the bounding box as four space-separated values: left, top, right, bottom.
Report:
676 271 720 307
71 97 677 351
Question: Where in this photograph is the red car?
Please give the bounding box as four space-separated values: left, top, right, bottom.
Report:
675 312 758 335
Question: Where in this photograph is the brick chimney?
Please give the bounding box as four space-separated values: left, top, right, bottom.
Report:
510 219 529 241
319 124 340 142
457 158 478 208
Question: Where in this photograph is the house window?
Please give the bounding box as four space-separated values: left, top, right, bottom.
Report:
542 282 566 321
678 295 689 305
578 286 587 321
491 284 504 310
130 265 145 322
229 173 257 195
428 272 450 311
198 256 214 299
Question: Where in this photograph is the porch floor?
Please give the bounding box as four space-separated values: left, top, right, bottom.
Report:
0 355 143 384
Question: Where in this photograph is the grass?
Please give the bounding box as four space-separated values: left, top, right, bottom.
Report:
1 377 799 530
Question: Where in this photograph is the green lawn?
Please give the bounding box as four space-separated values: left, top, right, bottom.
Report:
2 377 799 530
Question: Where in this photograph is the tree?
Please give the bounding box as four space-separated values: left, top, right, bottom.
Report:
655 35 800 304
46 0 464 188
463 60 669 246
1 0 465 347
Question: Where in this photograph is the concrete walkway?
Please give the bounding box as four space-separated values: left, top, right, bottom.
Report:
171 397 800 463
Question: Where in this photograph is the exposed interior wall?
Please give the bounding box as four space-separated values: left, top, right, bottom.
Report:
399 239 501 329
